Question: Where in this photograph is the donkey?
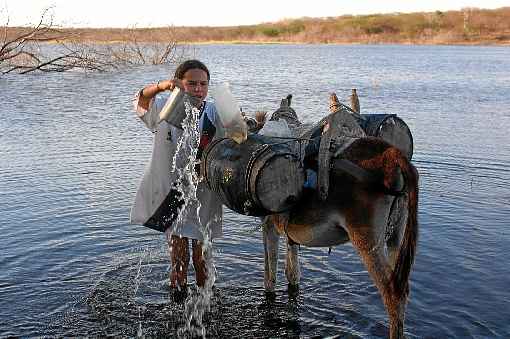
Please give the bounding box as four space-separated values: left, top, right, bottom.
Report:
260 94 419 339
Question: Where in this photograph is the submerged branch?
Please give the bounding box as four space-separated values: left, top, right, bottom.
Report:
1 9 184 75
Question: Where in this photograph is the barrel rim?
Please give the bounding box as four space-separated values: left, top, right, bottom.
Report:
245 144 272 210
375 115 414 160
201 137 229 190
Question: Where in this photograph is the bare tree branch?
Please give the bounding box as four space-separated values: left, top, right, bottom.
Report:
1 8 183 75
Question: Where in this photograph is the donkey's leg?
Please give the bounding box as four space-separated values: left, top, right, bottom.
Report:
269 213 300 293
263 217 279 293
285 237 300 291
349 232 407 339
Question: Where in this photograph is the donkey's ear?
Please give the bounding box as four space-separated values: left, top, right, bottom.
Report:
255 111 268 125
329 92 341 113
280 94 293 108
286 94 293 106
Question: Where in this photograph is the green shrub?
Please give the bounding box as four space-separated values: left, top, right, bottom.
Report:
284 21 306 34
260 26 280 37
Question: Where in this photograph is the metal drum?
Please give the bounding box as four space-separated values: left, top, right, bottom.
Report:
358 114 414 160
159 88 201 129
202 134 305 216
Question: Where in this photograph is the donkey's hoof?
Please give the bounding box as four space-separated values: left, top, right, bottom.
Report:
264 290 276 302
287 283 300 298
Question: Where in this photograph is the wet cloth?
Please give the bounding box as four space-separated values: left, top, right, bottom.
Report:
130 91 223 241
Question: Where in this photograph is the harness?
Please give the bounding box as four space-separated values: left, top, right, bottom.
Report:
317 106 366 200
264 100 407 200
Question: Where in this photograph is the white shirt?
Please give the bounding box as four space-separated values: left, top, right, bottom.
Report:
130 91 223 241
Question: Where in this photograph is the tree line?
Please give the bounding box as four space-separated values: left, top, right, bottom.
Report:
2 7 509 74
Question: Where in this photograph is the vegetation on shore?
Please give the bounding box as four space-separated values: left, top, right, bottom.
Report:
2 7 508 74
176 7 510 45
8 7 509 45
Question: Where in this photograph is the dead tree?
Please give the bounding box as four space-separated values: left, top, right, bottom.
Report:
97 26 185 66
1 9 184 75
0 8 104 74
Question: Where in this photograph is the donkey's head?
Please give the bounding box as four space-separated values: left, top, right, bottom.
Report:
269 94 302 129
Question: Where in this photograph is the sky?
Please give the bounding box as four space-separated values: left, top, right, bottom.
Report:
2 0 509 28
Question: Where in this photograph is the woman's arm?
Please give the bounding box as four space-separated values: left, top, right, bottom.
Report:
134 79 182 130
137 79 180 111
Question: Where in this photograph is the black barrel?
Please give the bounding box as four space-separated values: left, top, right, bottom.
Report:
358 114 414 160
202 134 305 216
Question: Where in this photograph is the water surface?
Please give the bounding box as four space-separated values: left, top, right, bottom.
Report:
1 44 509 338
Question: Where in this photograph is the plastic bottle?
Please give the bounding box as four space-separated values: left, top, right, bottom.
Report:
210 82 247 144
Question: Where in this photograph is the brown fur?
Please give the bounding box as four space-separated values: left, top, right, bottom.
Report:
337 137 419 338
343 137 419 298
255 111 268 127
390 155 418 299
262 101 419 338
279 137 418 339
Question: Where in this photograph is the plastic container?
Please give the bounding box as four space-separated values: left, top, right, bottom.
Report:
210 83 247 144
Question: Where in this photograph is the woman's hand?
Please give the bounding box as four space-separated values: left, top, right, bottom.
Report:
157 79 183 91
137 79 182 111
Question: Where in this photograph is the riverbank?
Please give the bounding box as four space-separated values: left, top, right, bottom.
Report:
4 7 510 46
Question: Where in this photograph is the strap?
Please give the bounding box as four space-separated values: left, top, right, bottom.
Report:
330 158 406 197
317 108 366 201
330 158 375 184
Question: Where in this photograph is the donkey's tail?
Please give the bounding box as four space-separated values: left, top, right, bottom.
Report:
390 151 419 299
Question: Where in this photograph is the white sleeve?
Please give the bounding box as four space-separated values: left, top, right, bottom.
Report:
133 92 168 131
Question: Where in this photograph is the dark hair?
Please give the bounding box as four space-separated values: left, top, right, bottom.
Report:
174 59 210 81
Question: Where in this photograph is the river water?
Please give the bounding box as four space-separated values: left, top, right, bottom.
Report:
1 44 509 338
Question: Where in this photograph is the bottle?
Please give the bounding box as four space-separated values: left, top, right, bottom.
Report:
210 82 248 144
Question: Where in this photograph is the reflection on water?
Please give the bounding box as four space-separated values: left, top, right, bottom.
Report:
1 44 510 338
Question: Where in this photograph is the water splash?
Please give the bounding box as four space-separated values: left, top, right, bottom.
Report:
169 100 218 337
179 224 217 337
171 101 203 230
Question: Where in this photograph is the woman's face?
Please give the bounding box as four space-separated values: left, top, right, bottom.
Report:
181 68 209 103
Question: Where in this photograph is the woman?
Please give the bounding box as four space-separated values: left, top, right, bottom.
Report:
130 60 223 293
